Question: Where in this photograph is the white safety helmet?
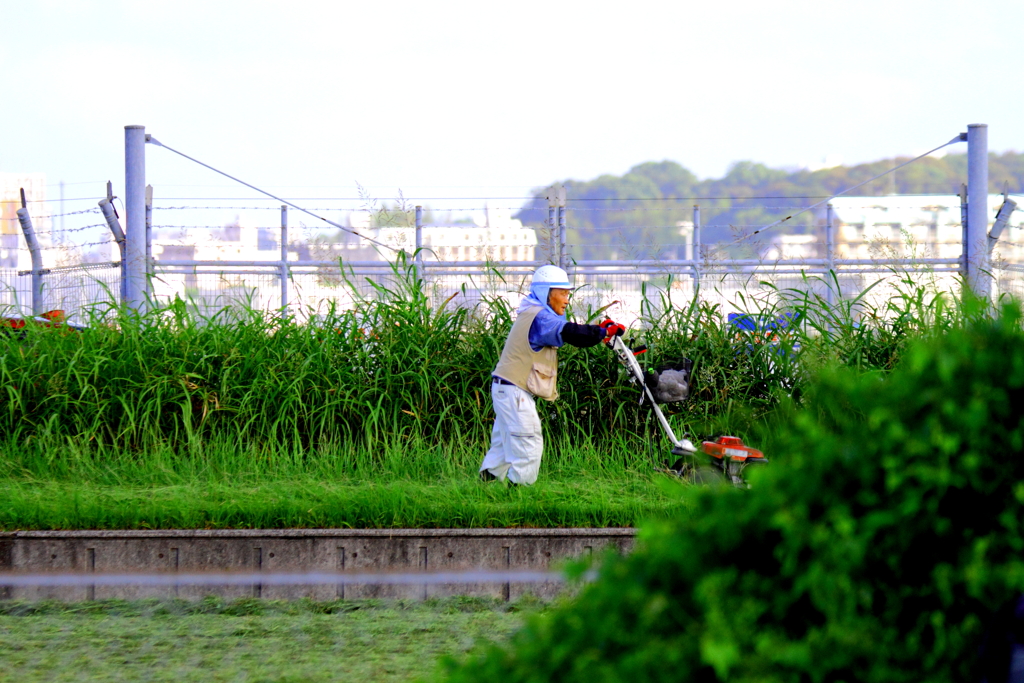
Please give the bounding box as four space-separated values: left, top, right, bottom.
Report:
531 265 571 289
529 265 573 312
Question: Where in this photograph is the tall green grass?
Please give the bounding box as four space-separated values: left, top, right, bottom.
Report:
1 264 983 454
0 262 1000 529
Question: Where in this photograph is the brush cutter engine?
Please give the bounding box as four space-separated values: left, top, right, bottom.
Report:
700 436 768 486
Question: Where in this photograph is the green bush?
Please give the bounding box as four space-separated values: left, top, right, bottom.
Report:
435 301 1024 682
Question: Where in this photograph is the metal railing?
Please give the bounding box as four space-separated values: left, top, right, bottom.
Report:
2 240 1019 325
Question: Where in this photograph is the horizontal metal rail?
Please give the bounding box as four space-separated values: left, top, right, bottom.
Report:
154 257 965 271
566 267 964 276
574 258 962 268
17 260 122 277
152 270 965 278
156 259 544 269
156 269 532 278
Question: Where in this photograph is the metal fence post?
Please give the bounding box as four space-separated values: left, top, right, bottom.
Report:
145 185 153 288
557 203 567 271
414 205 424 286
959 183 968 278
544 184 564 266
825 203 835 307
98 197 127 303
966 123 989 299
16 190 44 315
280 205 288 312
124 125 147 311
692 204 701 290
546 205 556 265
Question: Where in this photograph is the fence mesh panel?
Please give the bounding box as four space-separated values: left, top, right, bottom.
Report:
3 193 1024 322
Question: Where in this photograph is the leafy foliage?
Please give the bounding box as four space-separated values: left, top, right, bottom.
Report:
516 151 1024 258
435 301 1024 682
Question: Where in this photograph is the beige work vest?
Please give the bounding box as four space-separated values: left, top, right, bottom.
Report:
492 306 559 401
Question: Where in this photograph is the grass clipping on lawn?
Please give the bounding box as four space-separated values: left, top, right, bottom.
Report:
0 596 543 683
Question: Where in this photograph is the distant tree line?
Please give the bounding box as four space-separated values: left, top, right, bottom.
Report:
515 152 1024 259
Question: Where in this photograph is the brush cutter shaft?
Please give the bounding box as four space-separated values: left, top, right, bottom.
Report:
610 336 694 453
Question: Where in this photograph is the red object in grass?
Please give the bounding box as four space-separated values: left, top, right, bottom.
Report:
700 435 767 464
2 310 81 332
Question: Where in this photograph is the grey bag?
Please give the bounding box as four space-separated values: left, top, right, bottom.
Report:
643 359 693 404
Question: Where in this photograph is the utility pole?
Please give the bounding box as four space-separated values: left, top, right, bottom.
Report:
965 123 989 299
124 125 147 311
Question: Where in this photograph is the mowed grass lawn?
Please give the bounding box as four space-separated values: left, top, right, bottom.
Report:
0 439 688 530
0 597 540 682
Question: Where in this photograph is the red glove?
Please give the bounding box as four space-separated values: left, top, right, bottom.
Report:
599 319 625 342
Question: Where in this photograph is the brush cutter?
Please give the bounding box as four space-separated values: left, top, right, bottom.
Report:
606 331 768 486
607 332 697 458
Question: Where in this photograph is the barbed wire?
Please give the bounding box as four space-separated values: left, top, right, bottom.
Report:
141 204 979 223
570 239 967 248
573 243 694 248
46 240 113 250
155 206 286 211
163 222 543 233
147 137 399 254
151 224 280 230
4 196 105 204
149 204 967 214
0 207 103 222
8 238 114 253
570 224 815 232
150 196 535 201
144 194 955 202
568 195 924 202
154 205 522 213
562 204 967 213
29 223 109 238
721 136 967 247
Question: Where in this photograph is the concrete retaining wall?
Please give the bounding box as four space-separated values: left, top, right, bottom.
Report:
0 528 636 601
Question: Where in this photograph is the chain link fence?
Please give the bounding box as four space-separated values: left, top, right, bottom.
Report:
3 195 1024 324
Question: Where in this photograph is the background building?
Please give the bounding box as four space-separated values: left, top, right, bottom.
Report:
0 173 50 270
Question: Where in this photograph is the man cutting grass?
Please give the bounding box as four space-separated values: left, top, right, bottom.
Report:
479 265 623 485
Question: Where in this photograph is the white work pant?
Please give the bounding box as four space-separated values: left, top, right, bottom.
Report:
479 382 543 485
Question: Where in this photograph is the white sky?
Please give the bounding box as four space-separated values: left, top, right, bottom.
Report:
3 0 1023 210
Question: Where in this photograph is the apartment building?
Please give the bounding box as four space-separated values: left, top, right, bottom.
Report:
761 194 1022 263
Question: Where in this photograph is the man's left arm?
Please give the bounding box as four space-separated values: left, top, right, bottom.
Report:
529 308 614 350
560 321 605 348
